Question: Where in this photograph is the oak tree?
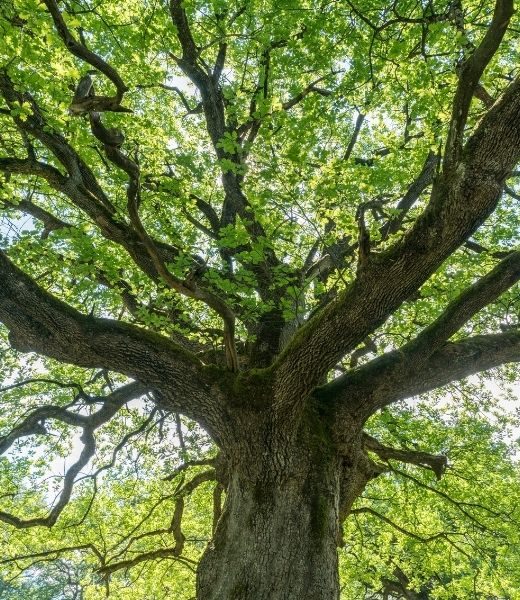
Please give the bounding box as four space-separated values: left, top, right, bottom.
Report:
0 0 520 598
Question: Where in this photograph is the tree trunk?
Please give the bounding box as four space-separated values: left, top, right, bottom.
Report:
196 409 346 600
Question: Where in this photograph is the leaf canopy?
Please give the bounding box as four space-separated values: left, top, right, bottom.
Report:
0 0 519 597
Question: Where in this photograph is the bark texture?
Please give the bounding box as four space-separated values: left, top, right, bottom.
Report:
197 468 340 599
197 409 344 600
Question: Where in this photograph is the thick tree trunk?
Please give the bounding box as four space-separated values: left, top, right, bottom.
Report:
196 410 347 600
197 468 340 599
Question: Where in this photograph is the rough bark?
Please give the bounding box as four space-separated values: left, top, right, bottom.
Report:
196 408 346 600
274 73 520 409
197 462 340 599
193 394 373 600
0 249 236 442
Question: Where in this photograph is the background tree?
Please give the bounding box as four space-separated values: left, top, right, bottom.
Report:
0 0 519 598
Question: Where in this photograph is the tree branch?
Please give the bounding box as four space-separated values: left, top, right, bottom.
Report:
273 73 520 412
319 250 520 415
5 196 71 238
0 74 239 359
380 150 440 239
362 433 447 479
42 0 128 100
281 76 333 111
389 466 509 530
126 167 239 371
351 507 454 543
83 92 239 371
403 250 520 357
0 382 145 528
0 544 104 566
320 330 520 419
163 457 217 481
343 112 365 161
0 156 67 188
168 1 285 359
98 469 215 576
444 0 513 169
77 408 159 486
0 249 230 434
97 548 196 576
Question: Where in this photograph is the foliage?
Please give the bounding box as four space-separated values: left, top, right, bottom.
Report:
0 0 519 597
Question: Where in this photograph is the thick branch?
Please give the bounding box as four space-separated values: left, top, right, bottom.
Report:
1 192 71 238
319 250 520 417
0 249 230 434
273 75 520 411
0 76 231 338
168 2 284 356
0 156 66 187
403 250 520 357
388 331 520 406
320 331 520 419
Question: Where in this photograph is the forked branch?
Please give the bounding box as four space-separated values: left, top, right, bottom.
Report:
0 382 145 528
274 73 520 411
444 0 513 169
363 433 447 480
42 0 128 100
